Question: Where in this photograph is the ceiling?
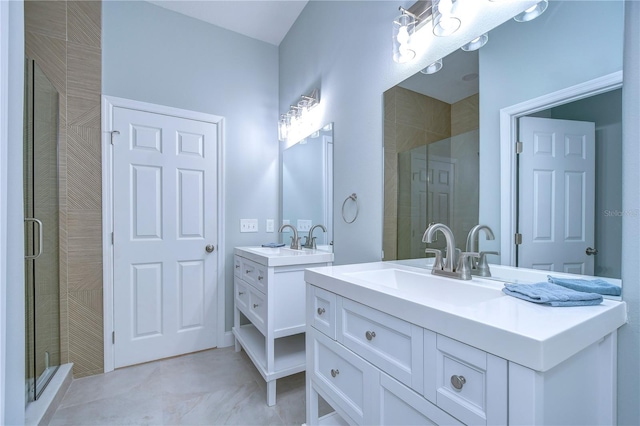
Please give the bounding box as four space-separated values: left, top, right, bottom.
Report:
147 0 309 46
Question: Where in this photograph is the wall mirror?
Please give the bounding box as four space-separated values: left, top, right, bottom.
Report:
383 0 623 279
281 123 334 250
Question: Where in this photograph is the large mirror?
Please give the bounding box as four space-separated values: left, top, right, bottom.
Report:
281 123 334 250
383 0 623 279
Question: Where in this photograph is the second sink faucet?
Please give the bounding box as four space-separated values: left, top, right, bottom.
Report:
278 224 301 250
422 223 479 280
303 224 326 249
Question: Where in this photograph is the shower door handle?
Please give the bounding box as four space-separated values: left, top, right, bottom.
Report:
24 218 43 260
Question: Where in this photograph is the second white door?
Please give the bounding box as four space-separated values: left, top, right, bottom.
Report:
112 106 218 368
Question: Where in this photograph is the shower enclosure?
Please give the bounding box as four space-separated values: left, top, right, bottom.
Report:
397 129 479 260
24 59 61 401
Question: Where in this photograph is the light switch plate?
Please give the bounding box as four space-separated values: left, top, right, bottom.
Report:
240 219 258 233
266 219 274 233
298 219 312 232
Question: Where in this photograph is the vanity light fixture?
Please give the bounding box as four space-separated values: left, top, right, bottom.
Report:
432 0 460 37
392 12 416 63
513 0 548 22
461 33 488 51
278 89 320 143
420 58 443 74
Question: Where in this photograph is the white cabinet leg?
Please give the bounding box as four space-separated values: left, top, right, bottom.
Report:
267 379 277 406
234 338 240 352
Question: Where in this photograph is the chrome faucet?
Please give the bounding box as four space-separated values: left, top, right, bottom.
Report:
303 224 326 249
465 225 499 277
278 224 301 250
422 223 478 280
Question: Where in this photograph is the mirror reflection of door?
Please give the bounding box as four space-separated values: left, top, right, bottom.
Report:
516 89 622 279
517 117 595 275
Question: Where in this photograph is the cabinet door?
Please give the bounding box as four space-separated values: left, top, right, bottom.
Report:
309 328 378 425
379 373 462 426
309 285 337 339
432 335 507 425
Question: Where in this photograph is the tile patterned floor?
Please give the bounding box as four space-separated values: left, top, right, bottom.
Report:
49 347 308 425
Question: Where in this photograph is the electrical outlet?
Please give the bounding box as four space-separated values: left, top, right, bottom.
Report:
240 219 258 233
298 219 312 232
266 219 274 233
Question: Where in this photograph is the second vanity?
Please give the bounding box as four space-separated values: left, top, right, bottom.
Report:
232 246 333 406
304 262 627 425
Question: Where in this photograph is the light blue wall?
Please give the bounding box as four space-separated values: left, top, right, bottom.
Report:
620 2 640 424
3 0 25 423
477 0 624 254
102 0 279 331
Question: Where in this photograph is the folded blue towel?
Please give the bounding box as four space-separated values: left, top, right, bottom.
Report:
502 282 603 307
547 275 621 296
261 243 285 248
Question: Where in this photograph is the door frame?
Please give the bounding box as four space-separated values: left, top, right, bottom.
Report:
499 71 623 267
101 95 225 373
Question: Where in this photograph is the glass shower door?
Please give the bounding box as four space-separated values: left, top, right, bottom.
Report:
24 60 61 401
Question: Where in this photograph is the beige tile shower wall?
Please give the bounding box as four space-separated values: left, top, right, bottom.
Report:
383 86 451 260
451 93 479 136
25 0 103 378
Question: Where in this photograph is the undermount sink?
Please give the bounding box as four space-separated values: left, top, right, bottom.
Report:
344 268 504 307
235 246 334 267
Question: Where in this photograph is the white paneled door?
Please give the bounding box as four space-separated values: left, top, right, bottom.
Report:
518 117 595 275
112 107 218 368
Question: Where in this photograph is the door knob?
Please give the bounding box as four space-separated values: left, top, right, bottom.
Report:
205 244 215 253
586 247 598 256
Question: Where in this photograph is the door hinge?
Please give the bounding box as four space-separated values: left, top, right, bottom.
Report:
516 141 523 154
515 233 523 245
112 331 115 344
110 130 120 145
111 232 114 244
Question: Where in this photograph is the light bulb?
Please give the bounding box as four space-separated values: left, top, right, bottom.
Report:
397 26 410 44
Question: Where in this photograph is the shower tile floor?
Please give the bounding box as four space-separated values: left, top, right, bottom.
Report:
49 347 310 425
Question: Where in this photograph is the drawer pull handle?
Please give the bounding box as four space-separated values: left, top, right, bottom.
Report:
235 264 240 269
246 270 251 274
330 369 340 378
253 303 259 308
238 291 245 296
451 375 466 391
317 307 326 315
365 331 376 341
258 276 264 281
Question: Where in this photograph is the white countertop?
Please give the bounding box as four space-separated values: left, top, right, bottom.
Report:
235 246 334 267
305 261 627 372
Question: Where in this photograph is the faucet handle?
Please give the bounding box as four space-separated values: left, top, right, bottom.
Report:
425 248 443 270
476 251 499 276
457 252 480 280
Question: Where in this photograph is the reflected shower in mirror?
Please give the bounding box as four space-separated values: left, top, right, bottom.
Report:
383 0 623 279
281 123 333 250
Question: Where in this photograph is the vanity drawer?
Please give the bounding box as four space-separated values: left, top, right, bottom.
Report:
234 279 249 314
309 328 378 425
247 286 268 335
233 256 242 278
309 285 337 339
338 298 423 393
431 335 507 426
379 372 462 426
239 257 268 293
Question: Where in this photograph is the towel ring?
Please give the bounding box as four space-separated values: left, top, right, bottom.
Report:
342 193 359 224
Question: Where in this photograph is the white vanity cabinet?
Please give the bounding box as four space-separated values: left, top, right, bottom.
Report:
305 262 626 425
232 247 332 406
